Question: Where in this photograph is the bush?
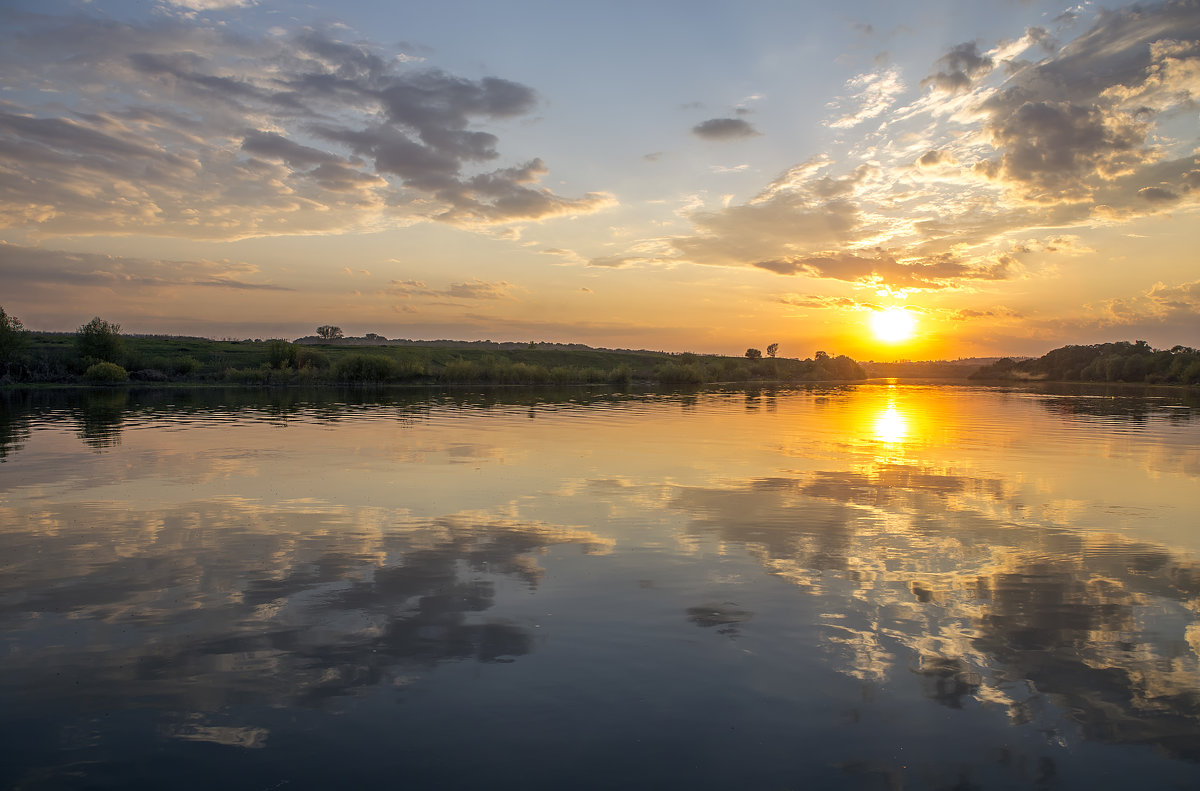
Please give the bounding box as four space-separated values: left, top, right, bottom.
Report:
267 340 298 369
335 354 399 382
0 306 28 363
296 348 331 370
84 361 128 384
608 365 633 387
173 356 201 376
656 362 705 384
76 317 124 363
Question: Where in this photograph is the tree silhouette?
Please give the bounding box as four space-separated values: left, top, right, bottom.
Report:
766 343 779 358
76 317 124 363
745 348 762 359
316 325 343 339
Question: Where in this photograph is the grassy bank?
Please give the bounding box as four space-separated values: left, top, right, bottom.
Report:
0 331 867 387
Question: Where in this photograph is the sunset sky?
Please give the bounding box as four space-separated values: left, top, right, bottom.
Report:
1 0 1198 359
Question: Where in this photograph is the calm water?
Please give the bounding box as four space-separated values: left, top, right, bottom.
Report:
2 383 1199 790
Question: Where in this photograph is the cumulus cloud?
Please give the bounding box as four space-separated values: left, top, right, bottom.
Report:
692 118 761 141
0 10 611 240
614 1 1200 294
921 42 995 93
1102 278 1200 323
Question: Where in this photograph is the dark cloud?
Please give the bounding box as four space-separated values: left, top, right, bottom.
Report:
753 250 1012 289
917 149 956 168
975 100 1148 201
0 12 610 239
1137 185 1180 202
692 117 761 141
0 243 292 294
921 42 994 93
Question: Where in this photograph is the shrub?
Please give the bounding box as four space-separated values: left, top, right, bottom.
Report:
656 362 705 384
335 354 398 382
0 306 28 363
608 365 633 387
267 339 298 369
296 348 331 370
172 356 201 376
76 317 124 363
84 361 128 384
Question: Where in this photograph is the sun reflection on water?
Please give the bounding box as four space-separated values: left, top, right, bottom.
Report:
873 402 909 445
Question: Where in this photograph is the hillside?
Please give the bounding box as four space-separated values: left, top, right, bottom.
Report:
969 341 1200 385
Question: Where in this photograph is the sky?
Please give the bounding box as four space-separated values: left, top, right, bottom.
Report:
1 0 1198 359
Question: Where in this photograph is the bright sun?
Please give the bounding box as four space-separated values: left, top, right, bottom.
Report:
870 307 917 343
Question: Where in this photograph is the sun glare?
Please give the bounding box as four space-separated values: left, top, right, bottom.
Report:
870 307 917 343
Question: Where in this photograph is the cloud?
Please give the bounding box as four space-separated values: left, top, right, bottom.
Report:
1102 278 1200 324
385 278 514 301
161 0 255 9
691 118 761 141
0 242 292 298
0 12 611 240
607 1 1200 294
921 42 995 93
827 67 906 129
778 294 874 310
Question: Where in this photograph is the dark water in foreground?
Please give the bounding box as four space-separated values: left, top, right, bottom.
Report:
2 383 1200 790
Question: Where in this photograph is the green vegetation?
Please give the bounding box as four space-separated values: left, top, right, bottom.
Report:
83 361 129 384
0 306 28 372
75 316 125 364
971 341 1200 385
0 311 868 388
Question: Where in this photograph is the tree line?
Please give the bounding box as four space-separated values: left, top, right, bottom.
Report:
970 341 1200 385
0 309 867 387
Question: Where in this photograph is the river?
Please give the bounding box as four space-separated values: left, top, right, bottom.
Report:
2 382 1199 789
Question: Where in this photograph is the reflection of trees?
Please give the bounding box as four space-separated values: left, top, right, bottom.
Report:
75 389 128 449
1027 383 1200 423
0 502 611 712
0 390 32 461
667 462 1200 759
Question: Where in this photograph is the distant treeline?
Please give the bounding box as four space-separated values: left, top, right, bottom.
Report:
862 358 1016 378
970 341 1200 385
0 311 866 387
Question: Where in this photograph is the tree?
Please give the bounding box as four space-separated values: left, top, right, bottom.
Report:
316 325 343 339
0 306 27 363
745 348 762 359
766 343 779 358
815 350 830 361
76 316 124 363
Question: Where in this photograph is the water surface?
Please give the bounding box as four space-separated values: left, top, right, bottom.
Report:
2 383 1199 789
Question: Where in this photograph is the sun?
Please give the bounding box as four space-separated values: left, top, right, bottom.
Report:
870 307 917 343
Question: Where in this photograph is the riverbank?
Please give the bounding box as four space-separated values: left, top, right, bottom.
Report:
0 333 867 387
